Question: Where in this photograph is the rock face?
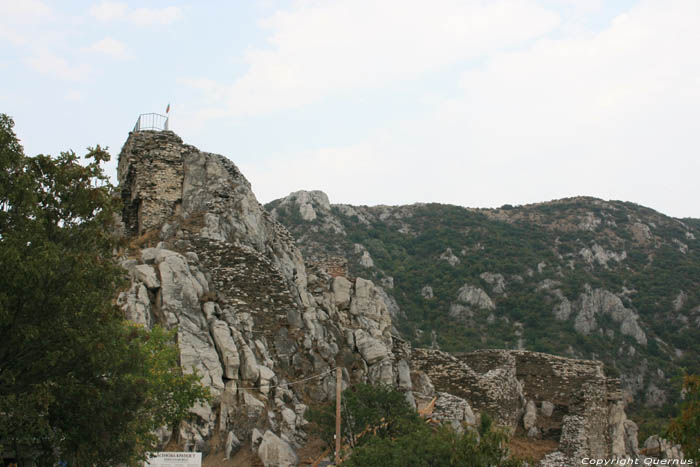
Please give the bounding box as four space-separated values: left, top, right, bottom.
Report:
116 131 648 465
572 288 647 345
116 131 418 461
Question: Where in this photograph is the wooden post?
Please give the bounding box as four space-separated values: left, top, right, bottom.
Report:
335 367 342 464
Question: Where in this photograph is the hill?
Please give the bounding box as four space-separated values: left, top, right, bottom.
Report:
267 192 700 431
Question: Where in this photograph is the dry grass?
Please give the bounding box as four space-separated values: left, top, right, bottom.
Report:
296 437 328 466
509 436 559 463
128 229 161 250
202 444 263 467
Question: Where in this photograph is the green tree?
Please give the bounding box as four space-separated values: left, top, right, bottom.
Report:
308 382 523 466
0 114 209 466
668 374 700 460
307 383 420 449
344 424 524 467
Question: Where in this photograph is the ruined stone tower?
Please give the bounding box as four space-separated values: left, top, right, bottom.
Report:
117 130 187 236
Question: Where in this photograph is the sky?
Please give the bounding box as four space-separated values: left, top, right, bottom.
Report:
2 0 699 218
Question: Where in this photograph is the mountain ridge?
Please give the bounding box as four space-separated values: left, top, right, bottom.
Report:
267 189 700 435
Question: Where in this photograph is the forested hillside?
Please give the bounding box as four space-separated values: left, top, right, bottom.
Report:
267 192 700 432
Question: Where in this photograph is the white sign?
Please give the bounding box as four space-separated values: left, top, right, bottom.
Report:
144 452 202 467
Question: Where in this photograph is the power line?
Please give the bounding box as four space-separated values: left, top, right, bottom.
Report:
235 367 338 391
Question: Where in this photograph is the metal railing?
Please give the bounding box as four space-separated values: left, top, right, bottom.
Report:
133 113 169 132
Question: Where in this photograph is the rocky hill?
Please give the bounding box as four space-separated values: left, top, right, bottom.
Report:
266 191 700 433
114 131 683 465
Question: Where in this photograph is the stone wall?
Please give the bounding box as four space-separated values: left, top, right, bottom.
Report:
413 348 640 464
310 256 348 278
118 131 188 235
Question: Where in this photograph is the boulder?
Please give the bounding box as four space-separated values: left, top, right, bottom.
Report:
118 283 152 326
244 392 265 418
540 400 554 418
396 359 412 391
411 371 435 399
448 303 473 322
257 430 298 467
331 276 352 309
439 248 460 266
224 431 241 459
157 250 204 326
359 250 374 267
456 284 495 310
134 264 160 289
258 365 275 395
480 272 506 294
251 428 263 449
523 400 537 431
209 320 240 379
238 340 260 382
354 329 388 365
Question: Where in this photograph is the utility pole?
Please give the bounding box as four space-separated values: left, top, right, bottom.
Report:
335 367 342 465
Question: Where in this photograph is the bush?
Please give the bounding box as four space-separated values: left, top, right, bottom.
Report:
307 383 420 449
344 416 523 467
308 383 523 466
668 374 700 460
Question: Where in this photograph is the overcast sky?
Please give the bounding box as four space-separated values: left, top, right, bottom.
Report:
2 0 699 218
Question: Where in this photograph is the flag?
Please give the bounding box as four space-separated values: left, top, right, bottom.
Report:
166 103 170 113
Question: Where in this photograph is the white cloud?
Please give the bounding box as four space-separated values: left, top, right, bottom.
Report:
130 6 182 25
0 0 52 45
245 0 700 217
88 37 130 59
244 143 391 205
546 0 604 13
0 0 51 21
65 90 87 102
25 51 92 81
88 1 128 21
89 1 183 26
188 0 560 117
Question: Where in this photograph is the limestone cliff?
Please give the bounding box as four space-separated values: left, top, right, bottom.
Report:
116 131 415 464
116 130 661 465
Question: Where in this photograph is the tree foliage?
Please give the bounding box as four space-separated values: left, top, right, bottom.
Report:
0 114 209 466
344 423 523 467
668 374 700 460
308 383 421 449
308 383 523 466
